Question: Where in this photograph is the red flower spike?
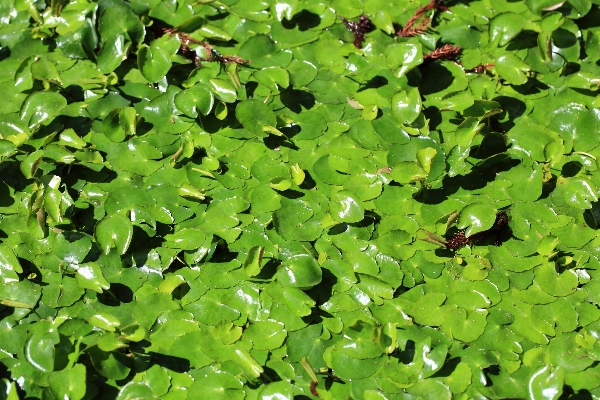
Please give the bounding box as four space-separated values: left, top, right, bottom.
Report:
341 14 375 48
447 211 510 250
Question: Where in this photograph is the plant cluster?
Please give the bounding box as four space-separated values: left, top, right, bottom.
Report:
0 0 600 399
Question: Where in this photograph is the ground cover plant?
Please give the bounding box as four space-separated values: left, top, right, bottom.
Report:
1 0 600 398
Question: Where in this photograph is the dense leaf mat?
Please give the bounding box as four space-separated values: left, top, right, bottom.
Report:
1 0 600 398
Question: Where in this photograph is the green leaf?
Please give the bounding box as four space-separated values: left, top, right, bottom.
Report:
175 84 214 118
163 228 206 251
276 255 322 288
330 190 364 223
25 321 60 372
536 262 578 297
375 230 413 260
117 382 154 400
138 40 173 83
444 308 488 342
76 262 110 293
456 203 498 237
59 128 87 149
243 246 265 277
89 313 121 332
490 12 527 46
495 53 530 85
20 91 67 128
235 99 277 138
0 245 22 284
49 364 87 400
31 58 63 85
243 320 287 350
392 88 422 125
270 0 298 21
95 215 133 255
562 177 598 209
188 367 244 399
97 34 128 73
527 366 564 400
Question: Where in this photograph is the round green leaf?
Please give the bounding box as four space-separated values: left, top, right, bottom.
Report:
330 190 364 223
59 128 87 150
495 53 530 85
324 348 385 380
536 262 578 297
562 177 598 209
235 99 277 138
243 246 265 277
163 228 206 251
250 183 281 212
443 308 488 342
88 347 131 380
174 84 214 118
0 245 22 284
269 176 292 191
456 203 498 237
89 313 121 332
20 91 67 128
188 368 244 400
548 103 600 152
489 12 527 46
385 42 423 77
276 255 322 288
232 348 264 379
76 262 110 293
138 43 171 83
30 58 62 85
537 235 559 256
243 321 287 350
117 382 154 400
375 230 413 260
527 366 564 400
103 108 126 142
95 215 133 255
97 34 128 73
98 332 129 352
209 78 237 103
49 364 87 400
392 88 422 125
25 321 59 373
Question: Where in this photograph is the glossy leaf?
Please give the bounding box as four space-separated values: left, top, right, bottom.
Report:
235 99 277 137
496 53 530 85
456 203 497 237
392 88 422 125
276 255 322 288
20 91 67 128
330 190 364 223
95 215 133 255
76 262 110 293
490 13 527 46
49 364 87 400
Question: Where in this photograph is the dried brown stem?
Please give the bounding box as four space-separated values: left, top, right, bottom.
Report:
396 0 446 37
423 44 462 61
397 18 431 37
162 28 251 67
465 63 495 74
